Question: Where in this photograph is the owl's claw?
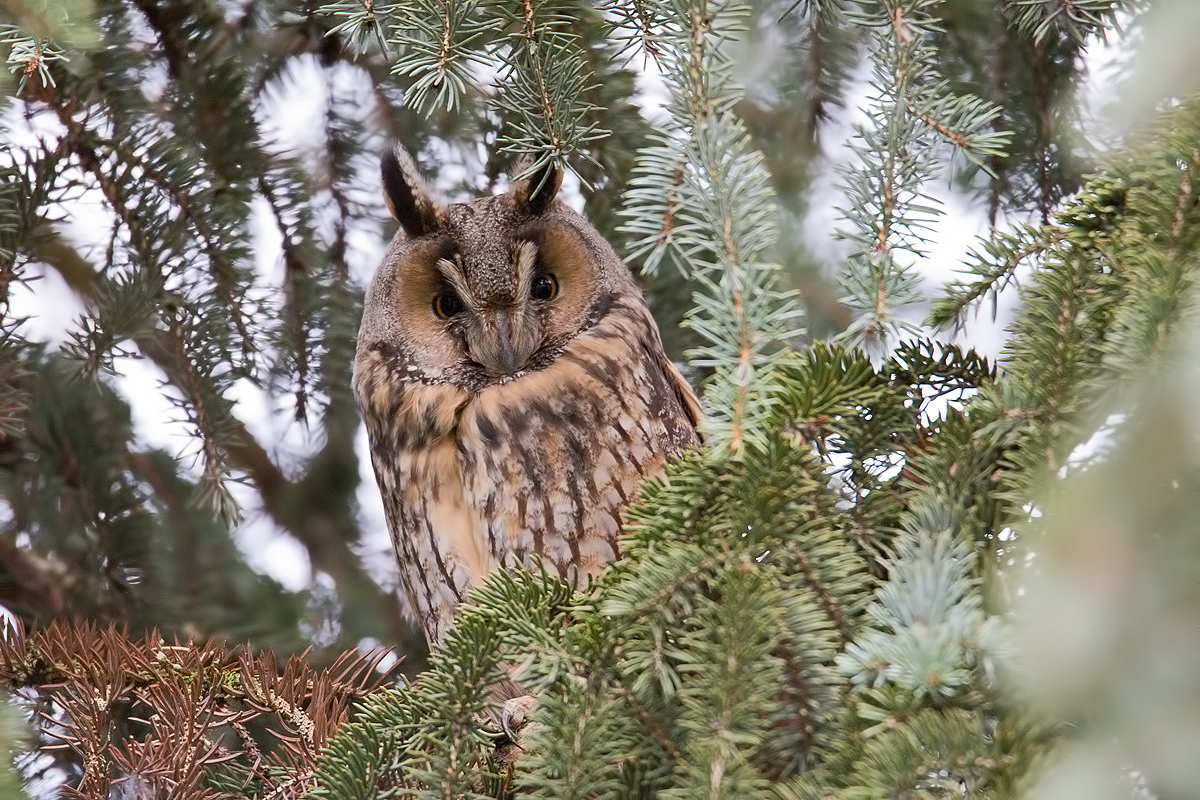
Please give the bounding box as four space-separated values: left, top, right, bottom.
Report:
499 694 538 743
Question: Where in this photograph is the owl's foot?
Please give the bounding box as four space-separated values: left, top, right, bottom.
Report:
499 693 538 742
493 694 538 767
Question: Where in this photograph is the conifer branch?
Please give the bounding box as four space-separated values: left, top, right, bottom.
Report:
322 0 393 53
165 306 237 521
50 94 160 282
783 541 852 643
388 0 497 114
258 175 312 421
618 0 801 451
1004 0 1125 44
836 0 1009 348
16 225 410 643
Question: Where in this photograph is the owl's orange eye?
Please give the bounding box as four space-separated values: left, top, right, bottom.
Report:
432 292 464 319
531 273 558 301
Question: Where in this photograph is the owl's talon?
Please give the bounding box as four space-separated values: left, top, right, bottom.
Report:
499 694 538 743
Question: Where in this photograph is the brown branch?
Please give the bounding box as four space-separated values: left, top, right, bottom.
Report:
0 621 392 800
48 89 159 280
520 0 562 150
131 0 192 82
165 307 229 498
657 164 685 246
906 103 970 148
630 1 664 63
808 17 825 131
1034 38 1053 224
1170 148 1197 244
438 0 453 78
613 680 681 760
0 536 66 619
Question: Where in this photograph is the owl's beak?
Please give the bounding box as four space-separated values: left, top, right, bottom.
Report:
493 315 519 375
475 311 533 377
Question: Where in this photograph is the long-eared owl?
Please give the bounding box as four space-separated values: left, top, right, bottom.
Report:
354 146 701 645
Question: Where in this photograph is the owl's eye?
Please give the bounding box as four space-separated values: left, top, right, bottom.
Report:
432 292 464 319
531 273 559 301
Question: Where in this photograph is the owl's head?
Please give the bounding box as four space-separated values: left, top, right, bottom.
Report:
358 145 637 391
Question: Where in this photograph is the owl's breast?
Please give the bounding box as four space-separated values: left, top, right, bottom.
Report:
356 298 698 643
356 355 495 642
457 300 696 582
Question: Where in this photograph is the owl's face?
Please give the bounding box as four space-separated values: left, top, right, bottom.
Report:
360 148 636 391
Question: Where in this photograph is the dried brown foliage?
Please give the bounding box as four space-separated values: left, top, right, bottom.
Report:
0 620 397 799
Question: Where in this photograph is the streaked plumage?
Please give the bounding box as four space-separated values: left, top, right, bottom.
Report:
355 146 700 644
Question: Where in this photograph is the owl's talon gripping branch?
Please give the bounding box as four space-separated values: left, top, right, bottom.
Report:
493 693 540 767
499 693 539 743
355 143 702 647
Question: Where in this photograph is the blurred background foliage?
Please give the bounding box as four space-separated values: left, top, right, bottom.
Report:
0 0 1198 796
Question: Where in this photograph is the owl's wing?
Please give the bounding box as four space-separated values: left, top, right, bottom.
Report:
643 342 704 449
664 356 703 431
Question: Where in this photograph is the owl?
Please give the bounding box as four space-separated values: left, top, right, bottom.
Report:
355 145 701 645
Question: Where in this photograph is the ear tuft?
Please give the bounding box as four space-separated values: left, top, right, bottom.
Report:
381 144 445 237
514 158 563 216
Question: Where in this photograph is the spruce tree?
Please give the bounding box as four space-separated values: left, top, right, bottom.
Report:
1 0 1198 797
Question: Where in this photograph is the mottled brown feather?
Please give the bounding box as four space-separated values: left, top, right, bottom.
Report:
357 151 700 644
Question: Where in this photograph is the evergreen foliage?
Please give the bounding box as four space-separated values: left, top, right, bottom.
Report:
1015 288 1200 800
835 0 1010 347
0 693 28 800
2 0 1199 796
306 334 1026 796
613 0 801 449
